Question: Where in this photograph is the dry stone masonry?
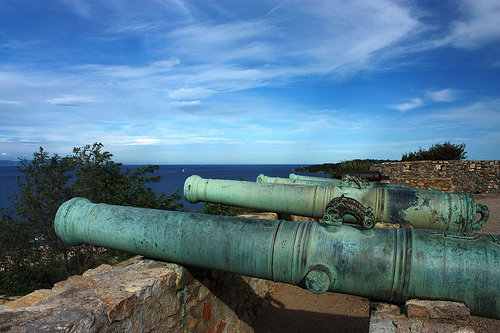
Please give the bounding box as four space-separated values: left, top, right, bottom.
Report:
371 160 500 193
0 257 276 332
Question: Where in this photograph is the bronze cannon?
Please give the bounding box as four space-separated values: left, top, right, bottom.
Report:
333 171 388 181
257 173 410 189
185 175 489 232
55 198 500 319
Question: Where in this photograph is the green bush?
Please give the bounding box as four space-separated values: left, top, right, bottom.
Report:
195 203 248 216
0 143 186 295
0 277 38 297
338 160 375 172
402 142 467 161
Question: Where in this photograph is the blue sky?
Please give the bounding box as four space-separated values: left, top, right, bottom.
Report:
1 0 499 164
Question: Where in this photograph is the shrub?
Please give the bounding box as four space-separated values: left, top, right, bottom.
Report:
0 143 186 294
402 142 467 161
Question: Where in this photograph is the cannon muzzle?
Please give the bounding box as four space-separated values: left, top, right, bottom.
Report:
55 198 500 319
184 175 489 232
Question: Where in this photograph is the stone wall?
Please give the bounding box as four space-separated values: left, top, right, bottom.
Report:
371 160 500 193
0 257 277 332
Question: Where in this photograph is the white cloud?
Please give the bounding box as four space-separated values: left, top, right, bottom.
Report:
159 0 421 82
170 101 201 107
76 58 180 80
0 100 23 105
437 0 500 48
168 87 216 100
392 89 459 113
422 100 500 128
124 138 161 145
1 39 42 50
391 98 424 112
2 1 500 163
427 89 458 102
46 95 97 106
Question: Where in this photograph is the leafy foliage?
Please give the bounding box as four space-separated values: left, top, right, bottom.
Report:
401 142 467 161
0 143 186 295
195 203 248 216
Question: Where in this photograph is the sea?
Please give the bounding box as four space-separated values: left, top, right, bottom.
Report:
0 164 326 212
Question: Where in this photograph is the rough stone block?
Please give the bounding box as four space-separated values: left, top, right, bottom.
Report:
406 299 470 319
0 258 275 332
237 212 278 220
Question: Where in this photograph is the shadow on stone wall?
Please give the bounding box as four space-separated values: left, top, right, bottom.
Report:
186 266 276 331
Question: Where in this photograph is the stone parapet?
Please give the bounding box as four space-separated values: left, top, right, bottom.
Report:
371 160 500 193
0 257 276 332
369 299 500 332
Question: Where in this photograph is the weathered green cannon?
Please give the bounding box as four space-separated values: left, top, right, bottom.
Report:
257 173 410 189
55 198 500 319
333 171 388 181
185 175 489 232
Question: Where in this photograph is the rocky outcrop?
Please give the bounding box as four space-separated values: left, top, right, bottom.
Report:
370 299 500 332
0 257 277 332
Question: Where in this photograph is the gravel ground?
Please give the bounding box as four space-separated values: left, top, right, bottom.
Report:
252 194 500 333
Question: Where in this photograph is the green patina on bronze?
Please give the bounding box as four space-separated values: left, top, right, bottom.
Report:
54 197 500 319
185 175 488 232
258 173 411 189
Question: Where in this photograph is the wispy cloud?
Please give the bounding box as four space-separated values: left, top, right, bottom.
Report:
437 0 500 49
0 100 23 105
168 87 216 100
427 88 459 102
392 88 460 112
1 0 499 163
391 98 424 112
170 101 201 107
46 95 97 106
422 100 500 129
1 39 42 50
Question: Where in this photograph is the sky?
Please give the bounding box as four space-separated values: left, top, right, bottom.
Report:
1 0 499 164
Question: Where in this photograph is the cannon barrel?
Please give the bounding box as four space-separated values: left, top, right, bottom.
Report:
184 175 489 232
257 173 343 187
333 171 388 181
55 198 500 319
257 173 410 189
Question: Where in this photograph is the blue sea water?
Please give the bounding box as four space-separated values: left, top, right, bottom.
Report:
0 164 325 211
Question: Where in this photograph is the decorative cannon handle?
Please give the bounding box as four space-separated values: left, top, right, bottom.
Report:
322 195 376 231
474 204 490 230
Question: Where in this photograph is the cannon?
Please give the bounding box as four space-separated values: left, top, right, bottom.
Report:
257 173 410 189
184 175 489 232
333 171 388 181
55 198 500 319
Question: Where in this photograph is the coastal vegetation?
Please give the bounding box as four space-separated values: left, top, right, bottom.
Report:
295 142 467 174
294 159 393 174
401 141 467 161
0 143 186 296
